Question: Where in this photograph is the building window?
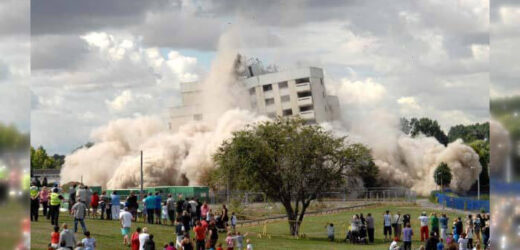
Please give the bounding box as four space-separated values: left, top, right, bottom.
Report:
295 77 310 84
194 114 203 121
278 81 288 89
265 98 275 105
283 109 293 116
297 91 312 98
263 84 273 92
280 95 290 103
299 105 313 112
249 88 256 95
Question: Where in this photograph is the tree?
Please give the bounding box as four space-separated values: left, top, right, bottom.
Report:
30 146 64 170
0 122 29 153
410 117 449 145
434 162 452 192
468 140 490 193
213 117 372 235
447 123 489 143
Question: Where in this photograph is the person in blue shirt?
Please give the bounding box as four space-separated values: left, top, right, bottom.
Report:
154 192 162 224
145 193 156 224
437 238 444 250
111 191 120 220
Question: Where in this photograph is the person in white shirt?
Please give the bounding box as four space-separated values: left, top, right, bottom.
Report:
393 211 403 241
246 239 253 250
419 212 430 242
389 236 400 250
120 207 134 246
383 210 392 242
458 233 469 250
81 231 96 250
139 227 150 250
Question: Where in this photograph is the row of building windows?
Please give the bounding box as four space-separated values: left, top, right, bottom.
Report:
250 78 310 96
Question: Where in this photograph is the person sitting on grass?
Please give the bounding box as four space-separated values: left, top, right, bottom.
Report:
73 242 84 250
59 223 76 249
56 241 68 250
181 234 193 250
326 223 334 241
216 243 223 250
81 231 96 250
50 226 60 249
246 239 253 250
389 236 400 250
143 234 156 250
164 241 175 250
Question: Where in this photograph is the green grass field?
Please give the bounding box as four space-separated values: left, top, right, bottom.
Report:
31 203 465 249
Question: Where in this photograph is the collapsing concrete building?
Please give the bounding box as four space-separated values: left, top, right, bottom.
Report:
169 58 340 131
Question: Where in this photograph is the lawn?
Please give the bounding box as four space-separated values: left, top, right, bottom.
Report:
31 203 466 249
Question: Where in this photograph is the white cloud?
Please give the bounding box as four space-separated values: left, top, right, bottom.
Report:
334 78 386 105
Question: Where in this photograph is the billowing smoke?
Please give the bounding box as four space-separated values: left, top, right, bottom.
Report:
61 29 482 196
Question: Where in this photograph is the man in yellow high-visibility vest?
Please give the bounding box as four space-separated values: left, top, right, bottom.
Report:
49 187 63 226
30 184 40 221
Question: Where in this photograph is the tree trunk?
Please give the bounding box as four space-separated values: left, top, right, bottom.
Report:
288 216 299 236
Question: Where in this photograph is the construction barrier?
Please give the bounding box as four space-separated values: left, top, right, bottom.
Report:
435 192 489 212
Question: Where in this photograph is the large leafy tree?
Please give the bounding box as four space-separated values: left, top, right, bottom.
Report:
468 140 490 193
0 123 29 153
447 122 489 143
213 117 374 235
434 162 452 192
30 146 64 169
410 117 449 145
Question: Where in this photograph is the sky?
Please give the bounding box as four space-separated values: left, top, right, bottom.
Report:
28 0 496 154
0 0 30 132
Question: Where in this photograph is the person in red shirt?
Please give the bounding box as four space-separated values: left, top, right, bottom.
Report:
201 219 209 231
193 220 207 250
50 225 60 249
131 227 142 250
90 192 100 218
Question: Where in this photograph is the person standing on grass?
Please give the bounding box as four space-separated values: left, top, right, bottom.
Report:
425 231 439 250
49 188 64 226
366 213 375 243
99 191 107 220
139 227 150 250
431 213 440 237
85 186 92 217
326 223 334 241
200 201 209 221
30 184 40 222
181 235 194 250
59 223 76 249
131 227 142 250
466 221 474 249
225 232 235 250
154 192 162 224
143 234 156 250
71 198 88 233
393 211 403 241
69 184 77 213
231 212 237 232
474 214 482 243
81 231 96 250
161 201 168 225
458 233 468 250
145 193 156 224
383 210 392 242
439 214 449 242
40 186 50 219
175 218 186 249
166 194 176 225
402 223 413 250
419 212 429 242
111 191 121 220
208 221 219 249
90 192 99 219
50 226 60 249
126 192 139 222
120 207 134 246
193 220 207 250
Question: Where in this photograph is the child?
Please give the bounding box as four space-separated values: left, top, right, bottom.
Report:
81 231 96 250
231 212 237 232
216 243 223 250
162 201 168 225
246 239 253 250
51 226 60 249
165 241 175 250
326 223 335 241
235 231 248 250
226 232 235 249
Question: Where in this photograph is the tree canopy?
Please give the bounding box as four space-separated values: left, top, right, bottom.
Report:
30 146 64 170
434 162 452 192
212 117 375 235
447 122 489 143
0 123 29 154
409 117 449 145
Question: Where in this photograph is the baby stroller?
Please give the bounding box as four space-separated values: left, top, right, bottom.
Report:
215 215 227 232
